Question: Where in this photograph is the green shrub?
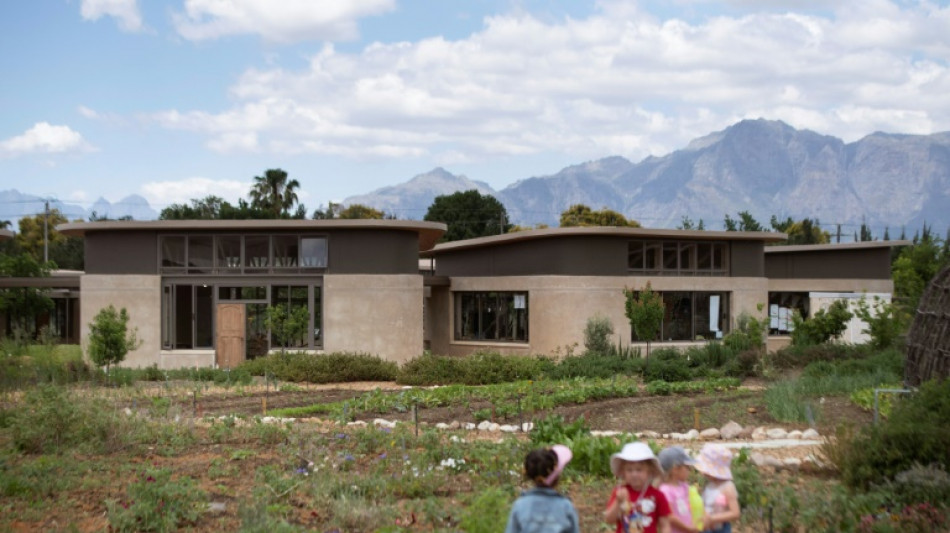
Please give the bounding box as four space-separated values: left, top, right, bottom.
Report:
791 300 853 346
835 379 950 490
583 314 614 355
643 349 692 382
854 296 909 350
397 351 551 386
241 351 398 383
530 414 631 478
875 463 950 510
0 345 93 390
645 380 673 395
457 486 512 533
87 305 141 371
106 467 206 532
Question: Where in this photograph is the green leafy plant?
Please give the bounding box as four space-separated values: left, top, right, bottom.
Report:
106 467 207 532
87 305 142 373
583 314 615 355
624 282 664 357
854 296 909 350
791 299 853 346
264 304 310 353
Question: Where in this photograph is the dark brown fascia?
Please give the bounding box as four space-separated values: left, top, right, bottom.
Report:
57 219 447 252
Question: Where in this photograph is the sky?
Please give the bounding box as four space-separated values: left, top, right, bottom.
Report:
1 0 949 218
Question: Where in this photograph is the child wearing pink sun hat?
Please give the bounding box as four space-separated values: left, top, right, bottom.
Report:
693 445 740 533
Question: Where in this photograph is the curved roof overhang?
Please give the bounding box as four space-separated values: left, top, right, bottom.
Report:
422 226 787 256
57 219 447 252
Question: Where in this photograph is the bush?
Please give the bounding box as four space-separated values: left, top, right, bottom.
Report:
546 353 644 380
642 349 692 382
87 305 141 371
397 351 552 386
583 314 615 355
240 351 399 383
791 299 852 346
834 379 950 490
530 414 631 478
0 345 92 390
770 342 875 369
457 486 512 533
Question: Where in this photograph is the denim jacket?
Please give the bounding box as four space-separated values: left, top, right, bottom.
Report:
504 487 581 533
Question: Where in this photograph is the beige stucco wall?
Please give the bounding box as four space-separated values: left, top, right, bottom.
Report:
428 275 770 357
324 274 423 364
80 275 162 368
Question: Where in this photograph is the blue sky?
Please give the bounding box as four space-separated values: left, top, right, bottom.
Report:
1 0 949 218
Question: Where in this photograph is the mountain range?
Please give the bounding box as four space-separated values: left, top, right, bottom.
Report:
0 191 158 224
3 119 947 235
347 119 950 234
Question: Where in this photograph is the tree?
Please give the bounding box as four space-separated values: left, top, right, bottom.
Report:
264 304 310 353
87 305 141 373
423 190 512 242
723 211 763 232
0 220 10 229
677 216 705 230
15 209 68 262
160 196 228 220
338 204 386 219
623 282 664 358
559 204 640 227
249 168 301 218
0 253 54 337
854 296 908 350
891 234 949 311
769 216 829 245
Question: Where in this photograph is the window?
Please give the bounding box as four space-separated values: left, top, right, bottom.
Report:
454 292 528 342
271 285 310 349
768 292 808 335
160 234 328 274
630 291 729 342
628 240 728 276
162 283 214 349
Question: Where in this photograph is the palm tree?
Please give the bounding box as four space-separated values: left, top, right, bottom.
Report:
0 220 11 229
249 169 300 218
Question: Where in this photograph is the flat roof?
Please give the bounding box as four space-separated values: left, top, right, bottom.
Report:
0 229 13 241
766 240 912 254
423 226 787 255
58 219 447 251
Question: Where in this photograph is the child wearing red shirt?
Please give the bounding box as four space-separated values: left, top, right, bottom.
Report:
604 442 671 533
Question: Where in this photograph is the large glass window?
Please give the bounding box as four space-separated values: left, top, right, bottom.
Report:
188 236 213 274
301 237 328 268
216 236 241 271
768 292 808 335
273 236 298 269
454 292 528 342
628 240 728 276
161 236 186 270
631 291 730 342
162 283 214 349
271 285 310 348
245 236 269 272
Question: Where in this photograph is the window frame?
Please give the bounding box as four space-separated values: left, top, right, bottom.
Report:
453 291 529 343
628 240 729 276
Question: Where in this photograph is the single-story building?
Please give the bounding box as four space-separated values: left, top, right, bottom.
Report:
58 219 446 368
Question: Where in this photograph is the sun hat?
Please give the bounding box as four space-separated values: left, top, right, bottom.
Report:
693 444 733 480
544 444 573 486
610 442 663 479
658 446 696 473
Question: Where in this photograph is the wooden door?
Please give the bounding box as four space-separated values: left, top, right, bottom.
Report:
216 304 245 368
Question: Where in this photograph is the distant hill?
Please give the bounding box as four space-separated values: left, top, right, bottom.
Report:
0 190 158 224
344 119 950 233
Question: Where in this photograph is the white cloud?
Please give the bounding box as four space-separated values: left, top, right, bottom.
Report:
80 0 143 32
173 0 395 43
152 1 950 163
140 177 249 207
0 123 93 157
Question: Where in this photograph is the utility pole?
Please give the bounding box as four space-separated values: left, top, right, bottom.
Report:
43 200 49 263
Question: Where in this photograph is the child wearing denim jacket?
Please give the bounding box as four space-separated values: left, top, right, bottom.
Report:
505 445 581 533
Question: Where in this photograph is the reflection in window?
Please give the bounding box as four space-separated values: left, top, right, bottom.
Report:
161 236 185 269
273 235 298 268
245 236 269 270
271 285 309 348
301 237 327 268
628 240 728 276
454 292 528 342
188 236 213 273
216 236 241 270
630 291 730 342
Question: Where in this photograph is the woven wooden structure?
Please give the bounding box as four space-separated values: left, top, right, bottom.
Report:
905 265 950 386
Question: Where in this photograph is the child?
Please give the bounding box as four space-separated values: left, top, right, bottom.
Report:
658 446 702 533
605 442 672 533
693 444 740 533
505 444 581 533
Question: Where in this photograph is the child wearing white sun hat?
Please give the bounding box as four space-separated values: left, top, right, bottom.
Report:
693 444 740 533
604 442 672 533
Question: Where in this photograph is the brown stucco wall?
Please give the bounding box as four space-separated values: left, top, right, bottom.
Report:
765 247 892 279
426 275 769 357
323 274 423 363
80 275 162 368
